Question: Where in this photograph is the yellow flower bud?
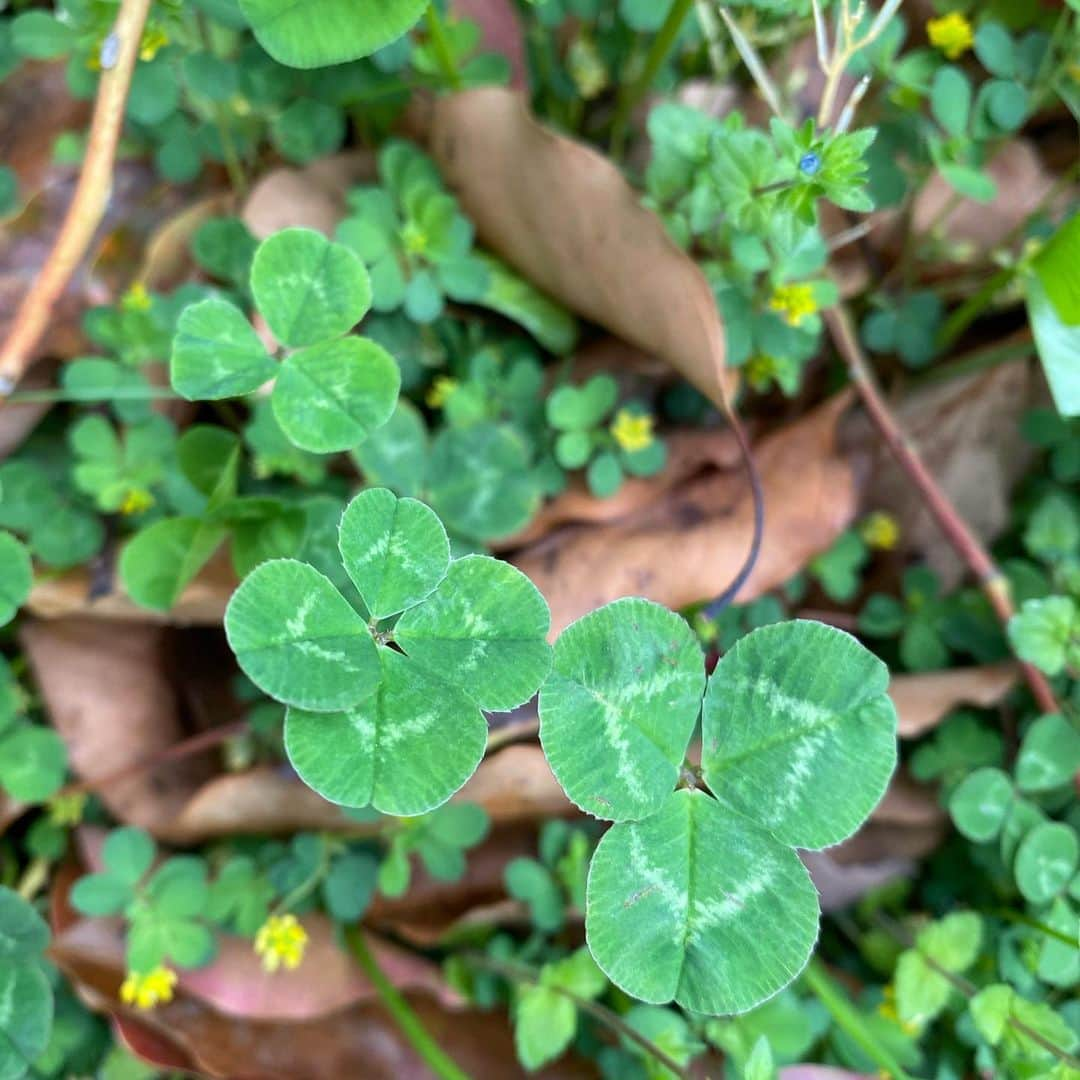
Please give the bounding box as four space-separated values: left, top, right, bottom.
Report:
254 914 308 973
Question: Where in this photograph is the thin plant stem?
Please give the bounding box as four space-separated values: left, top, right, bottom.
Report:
717 6 783 118
462 952 692 1079
936 266 1018 350
345 928 473 1080
909 331 1034 388
425 3 463 90
695 0 726 74
993 908 1080 949
823 302 1060 716
0 0 153 397
802 959 919 1080
610 0 696 158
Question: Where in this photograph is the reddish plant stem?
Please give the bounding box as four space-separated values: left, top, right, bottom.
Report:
0 0 152 395
824 303 1059 715
56 721 247 799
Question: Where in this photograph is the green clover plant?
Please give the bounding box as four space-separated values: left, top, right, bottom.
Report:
0 886 54 1080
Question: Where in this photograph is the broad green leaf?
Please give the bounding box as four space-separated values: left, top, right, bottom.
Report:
1014 822 1078 904
930 66 971 137
230 505 307 577
351 400 429 497
1027 276 1080 417
586 789 819 1015
427 423 540 540
0 962 52 1080
338 488 449 619
271 336 400 453
1038 899 1079 987
702 621 896 850
395 555 552 711
11 11 74 58
171 298 277 400
176 426 241 499
103 828 155 887
949 766 1014 842
515 985 576 1071
239 0 429 69
0 887 49 961
69 874 134 917
1008 595 1078 676
0 725 66 803
1034 213 1080 325
1017 714 1080 793
120 517 229 612
225 559 380 711
251 228 371 347
895 911 982 1027
476 255 578 355
146 857 209 919
285 647 486 815
0 531 32 627
539 598 704 821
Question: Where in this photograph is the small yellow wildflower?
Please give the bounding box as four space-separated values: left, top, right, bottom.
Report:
860 511 900 551
121 282 152 312
927 11 974 60
138 26 169 62
254 914 308 973
120 965 177 1010
425 375 458 409
120 488 155 516
746 354 779 392
768 283 818 327
48 791 87 827
610 410 655 453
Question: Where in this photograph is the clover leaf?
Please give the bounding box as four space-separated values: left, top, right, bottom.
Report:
225 489 552 815
0 887 53 1080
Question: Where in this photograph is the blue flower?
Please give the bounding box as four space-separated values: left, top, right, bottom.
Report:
798 151 822 176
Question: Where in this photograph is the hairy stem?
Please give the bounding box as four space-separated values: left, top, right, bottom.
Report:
823 302 1059 716
802 959 919 1080
462 952 692 1079
346 928 473 1080
610 0 696 158
0 0 153 396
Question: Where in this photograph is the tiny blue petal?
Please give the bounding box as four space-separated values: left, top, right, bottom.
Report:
799 151 822 176
99 32 121 70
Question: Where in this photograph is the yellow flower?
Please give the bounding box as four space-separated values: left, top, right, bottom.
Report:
120 965 177 1010
746 354 779 391
120 488 154 516
138 26 169 62
121 282 152 312
860 511 900 551
927 11 974 60
48 791 87 826
254 914 308 973
610 410 655 453
769 283 818 327
425 375 458 408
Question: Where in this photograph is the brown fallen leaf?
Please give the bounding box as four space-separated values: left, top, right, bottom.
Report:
515 392 857 635
891 663 1018 738
20 619 215 838
451 744 570 824
428 87 737 403
845 358 1037 588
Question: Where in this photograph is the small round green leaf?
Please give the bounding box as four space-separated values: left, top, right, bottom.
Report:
251 228 371 348
949 766 1014 843
338 488 449 620
285 648 486 816
586 789 819 1015
103 827 155 887
0 963 52 1079
171 297 277 400
239 0 429 68
1014 822 1078 904
0 725 66 803
351 400 429 498
539 598 705 821
271 336 400 454
0 531 32 627
395 555 552 712
1016 714 1080 794
225 559 379 711
701 621 897 850
120 518 229 613
0 886 49 961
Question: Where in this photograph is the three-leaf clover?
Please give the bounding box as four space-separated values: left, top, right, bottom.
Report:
539 604 897 1014
171 227 400 454
224 488 553 816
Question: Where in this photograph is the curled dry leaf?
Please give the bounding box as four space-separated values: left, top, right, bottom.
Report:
516 392 857 635
891 662 1018 739
428 87 738 402
845 358 1036 588
803 850 917 914
21 619 214 838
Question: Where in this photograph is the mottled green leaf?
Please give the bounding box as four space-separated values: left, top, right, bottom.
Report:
0 531 32 628
702 621 897 850
1016 714 1080 793
949 767 1014 842
0 962 51 1080
0 725 66 803
1015 822 1078 904
540 598 704 821
350 400 428 497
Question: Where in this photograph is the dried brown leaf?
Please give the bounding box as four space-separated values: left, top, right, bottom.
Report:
891 663 1018 738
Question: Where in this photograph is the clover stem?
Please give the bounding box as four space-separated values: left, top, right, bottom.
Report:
0 0 153 397
424 3 464 91
609 0 696 159
461 952 692 1079
801 959 919 1080
823 302 1060 717
345 928 473 1080
936 266 1018 351
273 835 334 916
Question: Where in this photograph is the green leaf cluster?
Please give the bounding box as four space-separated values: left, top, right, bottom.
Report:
0 657 66 804
0 887 54 1080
